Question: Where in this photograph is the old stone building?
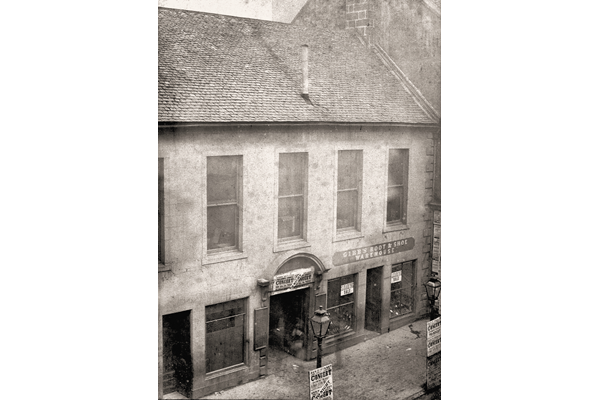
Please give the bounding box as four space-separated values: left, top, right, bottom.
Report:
158 6 439 398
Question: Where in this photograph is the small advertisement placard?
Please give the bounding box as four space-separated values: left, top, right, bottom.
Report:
391 270 402 283
341 282 354 296
427 317 441 357
426 351 441 390
309 364 333 400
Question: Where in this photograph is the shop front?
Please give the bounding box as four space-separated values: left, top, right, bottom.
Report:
251 252 330 377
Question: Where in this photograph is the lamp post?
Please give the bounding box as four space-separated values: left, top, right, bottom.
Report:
423 277 441 321
309 306 331 368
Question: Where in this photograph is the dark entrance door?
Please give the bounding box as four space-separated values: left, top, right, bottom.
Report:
269 288 309 360
365 266 383 333
162 310 192 397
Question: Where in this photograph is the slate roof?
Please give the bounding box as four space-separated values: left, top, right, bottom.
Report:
158 7 437 124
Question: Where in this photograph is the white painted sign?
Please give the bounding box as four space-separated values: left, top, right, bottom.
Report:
309 364 333 400
391 270 402 284
340 282 354 296
271 268 313 292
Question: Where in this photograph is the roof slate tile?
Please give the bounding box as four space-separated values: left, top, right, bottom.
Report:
158 8 435 125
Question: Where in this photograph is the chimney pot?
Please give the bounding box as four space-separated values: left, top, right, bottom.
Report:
301 44 309 95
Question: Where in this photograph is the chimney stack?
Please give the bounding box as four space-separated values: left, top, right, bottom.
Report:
346 0 374 45
301 44 309 96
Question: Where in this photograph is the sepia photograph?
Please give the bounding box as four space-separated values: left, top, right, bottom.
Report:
158 1 441 399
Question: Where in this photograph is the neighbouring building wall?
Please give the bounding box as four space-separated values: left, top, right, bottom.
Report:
272 0 312 22
293 0 441 114
293 0 347 29
373 0 440 113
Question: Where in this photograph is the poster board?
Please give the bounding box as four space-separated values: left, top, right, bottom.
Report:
308 364 333 400
426 315 441 391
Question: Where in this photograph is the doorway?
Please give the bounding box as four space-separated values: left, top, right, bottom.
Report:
365 266 383 333
162 310 192 398
269 288 309 360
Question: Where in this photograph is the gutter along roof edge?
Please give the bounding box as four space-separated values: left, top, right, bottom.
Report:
158 121 440 129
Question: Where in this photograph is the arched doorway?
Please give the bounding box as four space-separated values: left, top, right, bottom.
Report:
267 254 326 361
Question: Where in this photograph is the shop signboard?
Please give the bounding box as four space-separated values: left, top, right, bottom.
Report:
309 364 333 400
271 268 313 293
332 238 415 266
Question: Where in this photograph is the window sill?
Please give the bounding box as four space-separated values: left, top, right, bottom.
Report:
203 251 248 266
205 363 247 380
333 230 364 243
323 330 355 345
158 263 171 272
383 223 410 234
274 239 311 253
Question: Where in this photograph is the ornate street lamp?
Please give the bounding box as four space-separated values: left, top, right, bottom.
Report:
310 306 331 368
423 277 441 321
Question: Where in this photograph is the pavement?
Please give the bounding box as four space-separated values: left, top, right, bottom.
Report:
200 317 440 400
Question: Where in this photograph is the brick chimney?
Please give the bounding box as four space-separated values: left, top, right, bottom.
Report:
345 0 374 44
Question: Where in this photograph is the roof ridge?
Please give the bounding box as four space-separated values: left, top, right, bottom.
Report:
158 6 294 26
158 6 354 36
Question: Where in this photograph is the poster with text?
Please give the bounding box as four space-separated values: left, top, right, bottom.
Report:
309 364 333 400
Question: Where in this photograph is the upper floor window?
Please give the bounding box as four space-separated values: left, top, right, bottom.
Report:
159 158 165 264
336 150 362 232
386 149 409 225
207 156 242 252
277 152 307 241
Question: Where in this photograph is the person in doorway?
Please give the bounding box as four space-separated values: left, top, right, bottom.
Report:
173 344 191 396
289 321 304 358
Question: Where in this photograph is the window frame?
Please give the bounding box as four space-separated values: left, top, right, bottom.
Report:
202 153 248 265
335 150 363 236
205 298 247 374
159 157 170 271
206 155 243 254
389 260 416 319
384 148 409 231
275 152 308 246
326 274 357 338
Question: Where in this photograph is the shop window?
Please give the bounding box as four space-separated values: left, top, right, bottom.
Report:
207 156 242 252
205 298 246 373
327 275 356 336
277 153 307 241
336 150 362 232
386 149 409 225
390 260 415 318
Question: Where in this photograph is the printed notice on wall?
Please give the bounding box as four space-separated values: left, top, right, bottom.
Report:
426 351 441 391
309 364 333 400
341 282 353 296
391 270 402 283
427 317 441 357
426 316 441 390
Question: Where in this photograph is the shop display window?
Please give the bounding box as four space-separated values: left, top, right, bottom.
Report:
390 260 415 318
327 274 356 336
205 298 246 373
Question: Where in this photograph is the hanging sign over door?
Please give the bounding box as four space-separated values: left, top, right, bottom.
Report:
271 268 313 293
